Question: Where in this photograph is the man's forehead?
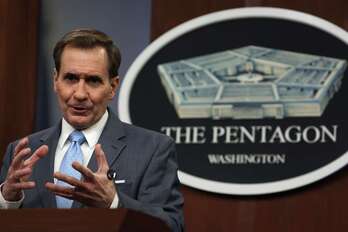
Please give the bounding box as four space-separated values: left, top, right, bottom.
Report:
59 46 109 76
61 45 108 59
62 71 101 77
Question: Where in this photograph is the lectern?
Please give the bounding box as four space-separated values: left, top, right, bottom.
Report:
0 208 170 232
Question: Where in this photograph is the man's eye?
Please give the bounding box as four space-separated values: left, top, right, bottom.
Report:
87 76 102 85
64 73 78 81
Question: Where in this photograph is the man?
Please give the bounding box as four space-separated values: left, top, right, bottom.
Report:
0 29 184 231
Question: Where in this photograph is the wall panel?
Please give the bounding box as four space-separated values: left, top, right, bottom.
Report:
0 0 39 158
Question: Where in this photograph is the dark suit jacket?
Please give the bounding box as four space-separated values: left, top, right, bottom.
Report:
0 111 184 231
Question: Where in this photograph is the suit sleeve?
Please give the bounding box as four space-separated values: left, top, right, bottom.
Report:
0 142 15 184
0 142 24 209
116 138 184 232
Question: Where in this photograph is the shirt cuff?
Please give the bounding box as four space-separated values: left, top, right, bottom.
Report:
109 192 119 209
0 183 24 209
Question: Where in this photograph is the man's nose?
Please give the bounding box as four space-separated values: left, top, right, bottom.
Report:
73 81 88 100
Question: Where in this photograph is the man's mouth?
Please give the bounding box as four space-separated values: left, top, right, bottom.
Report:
70 105 90 114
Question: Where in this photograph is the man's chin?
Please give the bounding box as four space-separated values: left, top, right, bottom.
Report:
66 116 93 130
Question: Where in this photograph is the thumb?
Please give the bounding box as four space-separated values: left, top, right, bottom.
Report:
95 144 109 173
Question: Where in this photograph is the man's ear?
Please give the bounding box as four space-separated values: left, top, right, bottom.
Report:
53 68 58 92
109 76 119 98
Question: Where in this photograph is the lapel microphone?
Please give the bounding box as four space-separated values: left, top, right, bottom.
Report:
107 169 126 184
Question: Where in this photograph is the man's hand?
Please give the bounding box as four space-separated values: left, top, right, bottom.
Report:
45 144 116 208
2 137 48 201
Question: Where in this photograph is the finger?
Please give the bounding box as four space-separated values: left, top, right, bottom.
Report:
73 187 115 208
33 145 49 158
23 145 49 168
11 148 31 169
8 168 32 182
14 137 29 157
95 144 109 172
53 190 94 205
53 191 75 200
72 162 95 180
45 182 75 198
10 181 36 190
68 189 102 207
46 182 92 204
53 172 86 189
72 191 95 204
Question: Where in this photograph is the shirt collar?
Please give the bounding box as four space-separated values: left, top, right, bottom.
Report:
58 110 109 149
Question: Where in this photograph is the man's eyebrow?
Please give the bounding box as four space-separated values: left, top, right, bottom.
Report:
64 72 79 76
86 74 102 78
63 73 102 78
63 72 79 78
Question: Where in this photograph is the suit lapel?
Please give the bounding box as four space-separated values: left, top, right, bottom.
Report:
33 123 61 208
72 111 126 208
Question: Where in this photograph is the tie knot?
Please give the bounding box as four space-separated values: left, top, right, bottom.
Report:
68 130 86 145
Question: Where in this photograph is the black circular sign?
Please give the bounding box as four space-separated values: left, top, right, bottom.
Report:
118 8 348 194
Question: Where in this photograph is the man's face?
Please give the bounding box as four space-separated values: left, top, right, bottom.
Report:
54 45 118 129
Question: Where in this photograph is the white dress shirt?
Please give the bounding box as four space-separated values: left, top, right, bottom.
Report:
0 110 119 208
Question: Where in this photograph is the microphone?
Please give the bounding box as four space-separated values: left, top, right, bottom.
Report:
107 169 126 184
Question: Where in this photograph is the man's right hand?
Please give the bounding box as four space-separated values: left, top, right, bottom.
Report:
1 137 48 201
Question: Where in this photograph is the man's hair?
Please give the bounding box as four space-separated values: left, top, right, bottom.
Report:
53 28 121 77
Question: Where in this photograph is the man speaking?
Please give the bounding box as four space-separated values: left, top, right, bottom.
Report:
0 29 184 231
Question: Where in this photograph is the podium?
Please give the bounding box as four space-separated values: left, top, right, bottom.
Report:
0 208 170 232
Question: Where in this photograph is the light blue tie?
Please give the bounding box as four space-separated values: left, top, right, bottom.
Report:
56 130 85 208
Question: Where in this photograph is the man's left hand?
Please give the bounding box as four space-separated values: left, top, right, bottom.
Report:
45 144 116 208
